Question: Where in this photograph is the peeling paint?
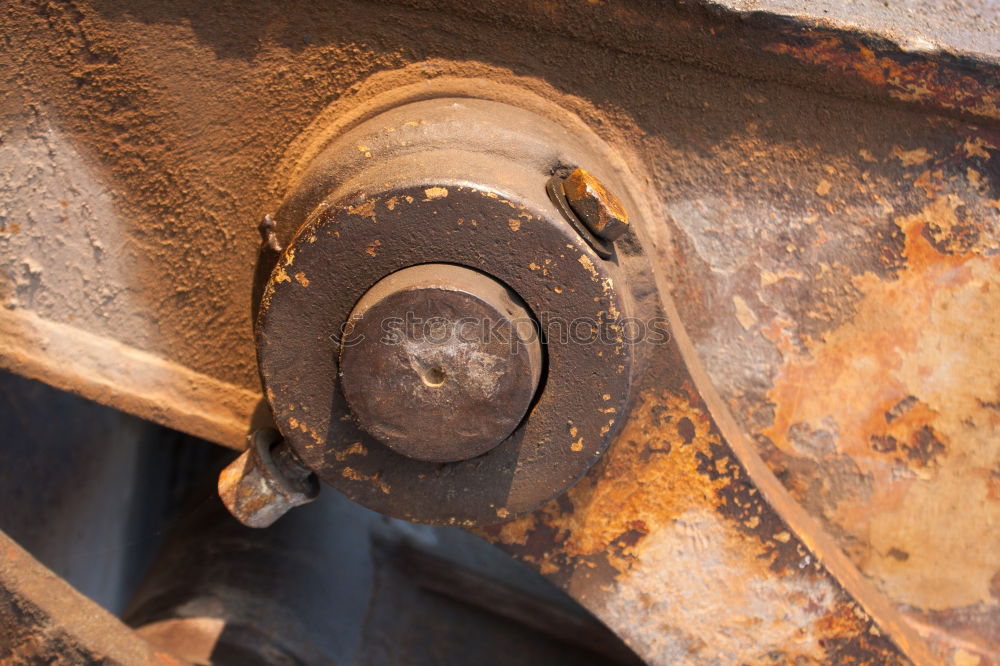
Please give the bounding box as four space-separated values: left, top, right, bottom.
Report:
763 203 1000 611
486 390 905 664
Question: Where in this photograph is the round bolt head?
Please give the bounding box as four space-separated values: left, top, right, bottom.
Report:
218 429 319 528
339 264 543 463
561 168 629 242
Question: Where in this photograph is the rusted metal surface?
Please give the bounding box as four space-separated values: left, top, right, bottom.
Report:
339 263 543 463
763 35 1000 122
708 0 1000 65
0 0 994 445
651 55 1000 665
254 96 646 525
668 120 1000 662
480 328 933 664
218 428 319 528
0 530 185 665
0 0 997 662
0 0 965 450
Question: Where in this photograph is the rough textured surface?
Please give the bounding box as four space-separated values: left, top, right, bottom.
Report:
1 0 998 662
709 0 1000 61
482 375 914 664
659 57 1000 666
0 530 184 665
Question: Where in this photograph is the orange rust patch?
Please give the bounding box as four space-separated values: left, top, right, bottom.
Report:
762 196 1000 610
488 390 903 664
891 146 932 166
334 441 368 461
764 203 995 457
765 39 1000 121
341 466 390 494
348 199 377 222
495 390 728 572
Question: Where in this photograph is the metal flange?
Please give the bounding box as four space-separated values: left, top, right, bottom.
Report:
253 98 643 526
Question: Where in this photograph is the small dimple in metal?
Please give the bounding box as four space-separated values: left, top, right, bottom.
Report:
422 366 446 387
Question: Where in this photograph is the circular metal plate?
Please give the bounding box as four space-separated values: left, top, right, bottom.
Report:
256 98 636 526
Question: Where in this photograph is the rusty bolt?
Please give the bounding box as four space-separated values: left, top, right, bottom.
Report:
561 168 629 242
218 428 319 528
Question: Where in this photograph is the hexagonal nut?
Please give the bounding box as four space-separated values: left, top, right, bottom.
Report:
218 429 319 528
561 168 629 242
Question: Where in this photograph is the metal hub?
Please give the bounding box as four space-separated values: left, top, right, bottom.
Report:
253 97 642 525
339 264 543 463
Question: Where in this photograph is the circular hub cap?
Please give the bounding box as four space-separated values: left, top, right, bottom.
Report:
339 264 543 462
